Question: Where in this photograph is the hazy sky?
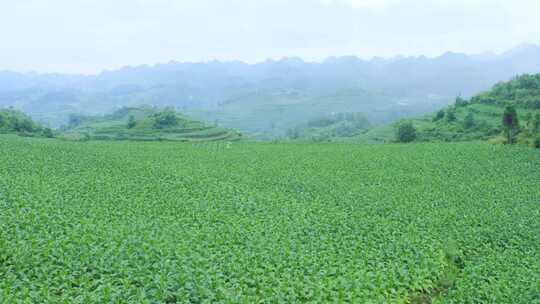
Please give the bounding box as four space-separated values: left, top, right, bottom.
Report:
1 0 540 74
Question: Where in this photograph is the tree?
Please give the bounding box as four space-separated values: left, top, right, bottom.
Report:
446 109 457 122
67 114 86 128
42 128 54 138
502 105 519 144
395 120 417 143
463 113 475 129
534 136 540 149
286 127 300 139
455 96 468 107
533 112 540 133
127 115 136 129
433 110 445 122
153 109 178 129
524 113 533 128
13 118 34 133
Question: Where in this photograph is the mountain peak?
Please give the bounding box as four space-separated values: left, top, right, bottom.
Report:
503 43 540 57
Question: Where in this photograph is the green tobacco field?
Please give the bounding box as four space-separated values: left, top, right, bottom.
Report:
1 135 539 303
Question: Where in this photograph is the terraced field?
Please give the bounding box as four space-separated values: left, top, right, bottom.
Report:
0 135 539 303
61 107 242 142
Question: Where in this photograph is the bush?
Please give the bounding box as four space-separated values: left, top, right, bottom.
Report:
446 109 457 122
67 114 88 128
395 120 417 143
533 113 540 133
455 96 468 107
13 118 34 133
153 110 178 129
463 113 475 129
127 115 136 129
0 113 5 129
534 137 540 149
42 128 54 138
433 110 445 122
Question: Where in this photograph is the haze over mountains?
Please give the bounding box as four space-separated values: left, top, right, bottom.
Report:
1 44 540 138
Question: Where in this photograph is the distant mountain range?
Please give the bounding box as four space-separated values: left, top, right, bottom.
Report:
1 44 540 137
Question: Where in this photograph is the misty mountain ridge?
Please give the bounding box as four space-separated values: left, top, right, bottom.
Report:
1 44 540 137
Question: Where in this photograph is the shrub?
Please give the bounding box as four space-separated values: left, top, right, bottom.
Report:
463 113 475 129
395 120 417 143
533 112 540 133
127 115 136 129
153 110 178 129
534 137 540 149
0 113 5 129
13 118 34 133
42 128 54 138
446 109 457 122
454 96 468 107
433 110 445 122
67 114 87 128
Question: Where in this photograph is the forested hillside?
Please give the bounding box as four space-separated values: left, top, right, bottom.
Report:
359 74 540 147
286 113 371 141
0 108 53 137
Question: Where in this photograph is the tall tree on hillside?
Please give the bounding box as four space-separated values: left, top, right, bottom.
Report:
463 113 475 129
524 113 533 130
127 115 136 129
533 112 540 133
446 109 457 122
502 105 519 144
455 96 468 107
433 110 445 122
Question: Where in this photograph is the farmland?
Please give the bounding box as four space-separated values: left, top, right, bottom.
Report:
0 135 539 303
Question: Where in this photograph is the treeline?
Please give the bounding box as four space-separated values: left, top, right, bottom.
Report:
287 113 371 141
0 108 53 137
65 106 185 131
469 74 540 109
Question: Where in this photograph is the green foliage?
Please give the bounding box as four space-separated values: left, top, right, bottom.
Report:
0 137 539 302
471 74 540 109
463 113 475 129
446 109 457 122
42 128 54 138
502 105 519 144
0 108 46 136
364 74 540 145
533 136 540 148
395 120 417 143
61 106 241 142
127 115 136 129
286 113 371 141
67 113 88 128
433 109 445 122
454 96 468 107
534 112 540 132
153 109 179 129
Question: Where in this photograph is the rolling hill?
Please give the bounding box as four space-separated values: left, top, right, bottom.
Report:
0 108 53 138
189 88 443 139
2 44 540 137
285 112 371 141
356 74 540 146
61 106 242 142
